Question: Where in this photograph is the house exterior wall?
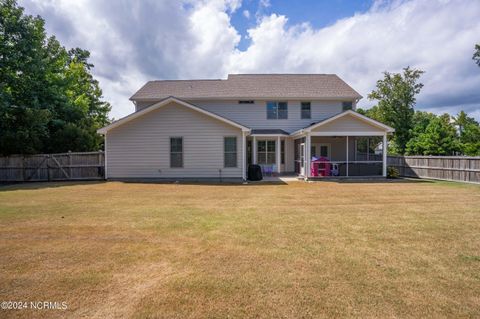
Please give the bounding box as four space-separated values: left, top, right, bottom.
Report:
135 99 347 133
106 102 244 179
135 101 154 112
311 114 385 133
192 100 344 133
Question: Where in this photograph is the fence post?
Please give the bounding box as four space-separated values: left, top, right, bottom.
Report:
21 156 25 182
68 151 72 180
47 155 51 182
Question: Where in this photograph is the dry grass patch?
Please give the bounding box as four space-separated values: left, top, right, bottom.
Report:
0 180 479 318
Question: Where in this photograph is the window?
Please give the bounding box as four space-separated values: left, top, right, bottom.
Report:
224 137 237 167
170 137 183 168
267 102 288 119
355 137 381 161
257 140 276 164
320 145 329 157
239 100 254 104
301 102 311 119
281 140 285 164
342 101 353 111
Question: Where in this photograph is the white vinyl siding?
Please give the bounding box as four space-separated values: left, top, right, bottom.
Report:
190 100 343 133
106 102 243 179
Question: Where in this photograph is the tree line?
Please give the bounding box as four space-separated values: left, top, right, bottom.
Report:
0 0 111 155
358 63 480 156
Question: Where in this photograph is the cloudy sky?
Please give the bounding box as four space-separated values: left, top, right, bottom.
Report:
20 0 480 120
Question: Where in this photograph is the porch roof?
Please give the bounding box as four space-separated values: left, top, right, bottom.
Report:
250 129 290 136
291 110 395 137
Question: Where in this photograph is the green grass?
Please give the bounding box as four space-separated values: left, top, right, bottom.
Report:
0 180 479 318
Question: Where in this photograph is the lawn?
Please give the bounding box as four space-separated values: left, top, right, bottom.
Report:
0 180 479 318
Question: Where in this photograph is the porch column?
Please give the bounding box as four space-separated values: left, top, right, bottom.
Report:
242 131 246 180
382 133 388 177
346 136 349 177
276 136 281 174
253 136 257 164
306 133 311 178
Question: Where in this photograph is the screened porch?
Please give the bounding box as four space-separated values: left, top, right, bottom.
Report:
294 136 385 178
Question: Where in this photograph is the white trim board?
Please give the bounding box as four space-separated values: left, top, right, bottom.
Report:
310 131 388 136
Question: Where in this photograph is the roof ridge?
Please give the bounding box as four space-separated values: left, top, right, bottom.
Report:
228 73 336 76
148 79 225 82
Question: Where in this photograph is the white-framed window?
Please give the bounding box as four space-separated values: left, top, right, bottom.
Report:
267 101 288 119
170 137 183 168
224 136 237 168
257 140 276 164
301 102 311 119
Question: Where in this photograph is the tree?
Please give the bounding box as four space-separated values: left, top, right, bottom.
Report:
453 110 470 134
454 111 480 156
368 67 425 154
460 123 480 156
0 0 110 155
406 114 458 155
474 43 480 67
405 111 438 155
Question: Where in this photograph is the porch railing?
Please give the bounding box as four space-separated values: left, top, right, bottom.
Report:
302 160 383 177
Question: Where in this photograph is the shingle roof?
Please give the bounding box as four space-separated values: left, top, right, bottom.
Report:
130 74 362 101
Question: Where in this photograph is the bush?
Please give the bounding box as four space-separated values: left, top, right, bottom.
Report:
387 166 400 179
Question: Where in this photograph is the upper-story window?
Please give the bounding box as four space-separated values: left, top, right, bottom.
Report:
301 102 311 119
342 101 353 111
238 100 254 104
267 102 288 119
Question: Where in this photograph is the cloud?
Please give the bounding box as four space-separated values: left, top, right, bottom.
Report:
229 0 480 118
20 0 242 118
243 9 250 19
19 0 480 120
259 0 270 8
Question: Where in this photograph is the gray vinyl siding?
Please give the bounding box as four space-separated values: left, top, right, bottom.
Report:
312 114 385 133
106 102 243 179
191 100 343 133
134 99 346 133
135 101 154 112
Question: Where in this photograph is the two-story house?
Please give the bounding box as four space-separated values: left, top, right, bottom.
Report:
98 74 394 181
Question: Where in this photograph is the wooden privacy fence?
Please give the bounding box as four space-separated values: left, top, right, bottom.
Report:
388 155 480 183
0 151 105 182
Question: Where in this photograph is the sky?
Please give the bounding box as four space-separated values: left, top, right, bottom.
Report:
19 0 480 120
